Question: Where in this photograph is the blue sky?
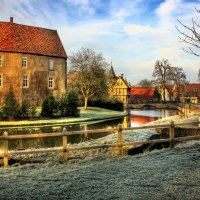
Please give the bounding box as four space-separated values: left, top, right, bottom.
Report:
1 0 200 84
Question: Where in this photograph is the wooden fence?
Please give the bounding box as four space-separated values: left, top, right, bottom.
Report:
0 120 200 168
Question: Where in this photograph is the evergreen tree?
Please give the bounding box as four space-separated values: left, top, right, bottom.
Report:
60 89 80 117
2 89 20 120
41 94 58 117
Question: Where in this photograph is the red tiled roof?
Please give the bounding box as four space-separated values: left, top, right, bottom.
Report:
131 86 156 100
182 83 200 98
185 83 200 89
0 20 67 58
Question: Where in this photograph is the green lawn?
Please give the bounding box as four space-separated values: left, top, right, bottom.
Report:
0 107 127 127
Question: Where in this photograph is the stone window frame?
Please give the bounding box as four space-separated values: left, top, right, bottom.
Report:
0 55 2 67
48 76 54 89
22 57 27 68
49 60 54 70
23 75 28 88
0 73 3 87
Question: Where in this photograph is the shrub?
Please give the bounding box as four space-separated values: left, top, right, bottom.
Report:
65 88 80 117
41 94 59 117
29 105 37 119
87 98 124 111
19 101 29 119
2 89 20 120
61 89 80 117
59 93 68 116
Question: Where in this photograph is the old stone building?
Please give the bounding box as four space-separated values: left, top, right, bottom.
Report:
108 63 131 104
0 17 67 106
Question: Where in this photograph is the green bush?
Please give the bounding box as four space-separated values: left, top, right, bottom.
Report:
60 89 80 117
41 94 59 117
19 101 29 119
29 105 37 119
87 98 124 111
2 89 20 120
59 93 68 116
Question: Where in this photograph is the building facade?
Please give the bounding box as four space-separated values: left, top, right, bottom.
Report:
0 18 67 105
180 83 200 104
108 64 130 104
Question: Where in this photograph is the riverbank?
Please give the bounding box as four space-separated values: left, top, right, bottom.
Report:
0 114 199 199
0 107 127 128
4 113 200 163
0 141 199 200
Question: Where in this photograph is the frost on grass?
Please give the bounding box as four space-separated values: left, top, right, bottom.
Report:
0 141 200 200
5 113 200 164
0 114 200 199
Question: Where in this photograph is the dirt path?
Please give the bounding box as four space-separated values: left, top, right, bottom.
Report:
0 142 200 200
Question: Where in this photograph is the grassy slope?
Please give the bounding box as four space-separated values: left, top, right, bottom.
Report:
0 107 127 127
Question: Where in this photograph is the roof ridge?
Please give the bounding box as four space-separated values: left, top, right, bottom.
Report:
0 21 57 32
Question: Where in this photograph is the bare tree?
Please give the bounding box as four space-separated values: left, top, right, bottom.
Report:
152 59 171 102
137 79 153 88
69 48 108 110
176 8 200 56
169 67 187 101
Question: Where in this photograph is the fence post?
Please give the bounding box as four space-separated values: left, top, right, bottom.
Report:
62 128 68 162
3 132 8 168
117 124 123 156
169 121 175 149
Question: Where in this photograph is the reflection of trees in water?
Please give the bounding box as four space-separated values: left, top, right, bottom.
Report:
1 117 125 150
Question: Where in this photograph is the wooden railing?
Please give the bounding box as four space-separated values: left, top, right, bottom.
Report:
0 120 200 168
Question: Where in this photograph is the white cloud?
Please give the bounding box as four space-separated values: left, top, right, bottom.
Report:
0 0 200 84
124 24 165 36
156 0 181 17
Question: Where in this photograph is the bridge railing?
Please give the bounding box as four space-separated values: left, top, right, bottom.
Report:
0 119 200 168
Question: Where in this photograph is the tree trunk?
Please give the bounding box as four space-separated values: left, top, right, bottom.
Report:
163 86 166 102
84 97 88 110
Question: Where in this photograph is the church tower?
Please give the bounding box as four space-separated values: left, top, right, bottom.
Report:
198 68 200 82
108 62 117 87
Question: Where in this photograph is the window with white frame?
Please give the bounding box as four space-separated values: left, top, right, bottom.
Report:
23 75 28 88
48 76 53 88
49 60 54 70
0 55 2 66
22 57 27 68
0 73 3 87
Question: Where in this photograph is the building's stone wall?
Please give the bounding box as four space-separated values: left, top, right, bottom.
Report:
0 52 67 106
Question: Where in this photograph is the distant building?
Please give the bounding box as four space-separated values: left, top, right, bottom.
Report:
108 63 131 104
129 86 160 103
180 83 200 104
198 69 200 82
158 85 174 102
0 17 67 105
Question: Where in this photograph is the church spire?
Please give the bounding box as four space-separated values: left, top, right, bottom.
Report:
108 61 117 80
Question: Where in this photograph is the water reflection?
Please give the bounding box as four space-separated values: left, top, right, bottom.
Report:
129 109 179 127
0 109 179 150
130 116 155 127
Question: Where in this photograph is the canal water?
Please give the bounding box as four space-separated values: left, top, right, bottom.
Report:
0 109 179 150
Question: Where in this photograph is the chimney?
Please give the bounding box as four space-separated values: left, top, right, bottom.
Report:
121 74 124 78
10 17 14 23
